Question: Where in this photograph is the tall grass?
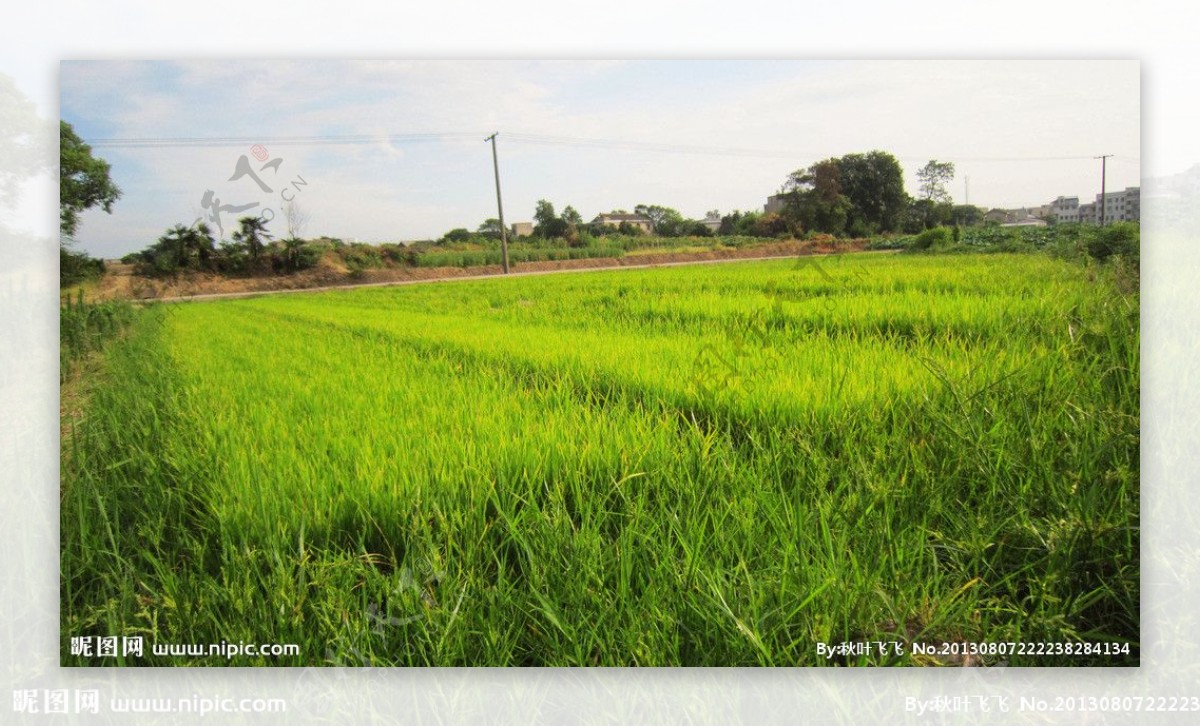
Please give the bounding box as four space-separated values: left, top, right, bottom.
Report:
60 290 135 381
61 253 1138 665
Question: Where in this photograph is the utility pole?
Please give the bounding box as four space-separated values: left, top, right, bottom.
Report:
485 132 510 273
964 176 970 206
1095 154 1112 226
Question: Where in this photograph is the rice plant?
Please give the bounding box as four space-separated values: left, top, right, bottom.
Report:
61 253 1139 666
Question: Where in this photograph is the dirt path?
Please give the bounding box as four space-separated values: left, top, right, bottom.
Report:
132 246 901 304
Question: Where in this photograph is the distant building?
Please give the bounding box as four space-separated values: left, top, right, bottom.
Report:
988 187 1138 227
764 194 789 215
1078 202 1098 224
700 211 722 234
510 221 534 237
592 212 654 234
1092 186 1140 224
985 208 1019 224
1049 196 1080 224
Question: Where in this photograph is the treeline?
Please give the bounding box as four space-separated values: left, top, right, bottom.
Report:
437 201 726 249
121 217 322 276
775 151 982 237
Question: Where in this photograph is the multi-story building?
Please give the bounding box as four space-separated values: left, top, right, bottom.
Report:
1010 188 1138 225
1049 196 1080 224
1078 187 1139 224
1078 202 1097 224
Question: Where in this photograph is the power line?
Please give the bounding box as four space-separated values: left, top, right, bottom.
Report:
84 130 1139 165
86 132 484 149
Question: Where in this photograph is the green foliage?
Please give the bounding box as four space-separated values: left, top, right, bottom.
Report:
616 221 645 236
836 151 908 233
533 199 570 238
910 226 953 250
231 216 272 261
784 151 908 235
904 198 955 232
951 204 986 226
476 218 503 240
917 159 955 203
342 243 385 272
131 222 218 276
634 204 686 236
1084 222 1140 263
561 205 583 225
59 289 134 380
441 227 473 243
784 159 850 236
60 120 122 239
278 237 322 273
60 247 105 287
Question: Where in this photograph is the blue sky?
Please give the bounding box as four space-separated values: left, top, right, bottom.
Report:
59 60 1140 258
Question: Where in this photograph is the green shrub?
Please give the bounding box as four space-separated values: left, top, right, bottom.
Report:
911 227 952 250
61 247 106 287
1085 222 1139 262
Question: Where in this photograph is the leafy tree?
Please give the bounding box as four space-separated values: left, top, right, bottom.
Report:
731 211 763 236
718 211 742 235
836 151 908 234
561 205 583 225
951 204 985 226
752 212 790 238
477 218 502 239
279 237 320 272
231 216 272 260
533 199 556 230
60 120 122 239
533 199 567 238
634 204 685 236
441 227 472 243
904 197 954 232
917 159 956 204
133 222 216 275
784 158 851 235
617 221 646 236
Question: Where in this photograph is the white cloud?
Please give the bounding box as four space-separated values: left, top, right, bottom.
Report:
61 59 1141 257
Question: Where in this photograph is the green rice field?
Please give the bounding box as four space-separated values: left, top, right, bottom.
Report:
61 252 1139 666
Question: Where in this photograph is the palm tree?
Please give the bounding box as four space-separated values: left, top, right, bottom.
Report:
231 216 273 261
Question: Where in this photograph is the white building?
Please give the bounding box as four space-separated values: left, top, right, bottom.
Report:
1079 187 1139 224
1049 196 1080 224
